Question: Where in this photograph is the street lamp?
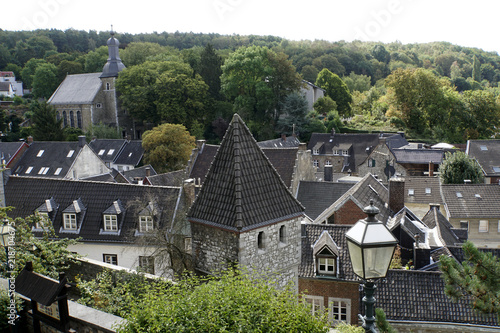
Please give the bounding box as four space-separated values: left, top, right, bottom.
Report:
345 200 398 333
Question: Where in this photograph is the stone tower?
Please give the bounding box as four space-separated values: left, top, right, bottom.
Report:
187 114 305 288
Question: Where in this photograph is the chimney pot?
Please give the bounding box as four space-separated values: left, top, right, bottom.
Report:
27 136 33 144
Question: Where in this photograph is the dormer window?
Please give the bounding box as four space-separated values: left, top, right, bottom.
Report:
139 216 153 233
136 202 159 235
100 200 125 235
333 149 339 155
313 148 319 155
313 230 340 277
34 198 58 230
342 150 348 156
60 199 86 233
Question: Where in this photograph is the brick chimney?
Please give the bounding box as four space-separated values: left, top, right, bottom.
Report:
145 167 151 177
428 161 434 177
388 176 405 214
324 165 333 182
27 136 33 144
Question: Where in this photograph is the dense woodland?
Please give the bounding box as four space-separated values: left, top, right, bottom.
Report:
2 28 500 144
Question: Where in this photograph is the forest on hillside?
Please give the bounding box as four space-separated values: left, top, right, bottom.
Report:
1 28 500 144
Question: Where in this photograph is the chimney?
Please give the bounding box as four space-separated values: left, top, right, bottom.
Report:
397 131 405 138
324 165 333 182
78 135 86 148
389 176 405 214
281 133 286 141
27 136 33 144
196 139 206 152
298 143 306 151
428 161 434 177
429 203 440 211
183 179 196 207
145 167 151 177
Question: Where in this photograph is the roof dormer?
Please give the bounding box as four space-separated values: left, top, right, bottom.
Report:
100 199 125 235
60 198 86 234
34 197 59 230
313 230 340 277
135 201 161 235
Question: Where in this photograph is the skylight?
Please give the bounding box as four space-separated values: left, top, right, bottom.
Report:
128 152 133 158
493 167 500 173
107 149 115 155
54 167 63 176
37 150 44 157
425 188 431 194
480 145 488 151
475 194 482 199
67 150 75 158
38 167 49 175
408 189 415 196
98 149 105 156
456 192 463 198
25 166 33 174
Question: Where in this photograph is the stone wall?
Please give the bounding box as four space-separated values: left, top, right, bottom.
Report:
290 144 316 196
238 216 302 289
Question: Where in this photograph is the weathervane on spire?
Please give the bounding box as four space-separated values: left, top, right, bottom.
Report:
110 24 114 36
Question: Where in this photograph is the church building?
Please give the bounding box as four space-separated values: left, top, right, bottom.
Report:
48 30 139 139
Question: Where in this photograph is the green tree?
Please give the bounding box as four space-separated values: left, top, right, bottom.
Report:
372 44 390 64
315 68 353 117
32 63 59 99
276 93 308 135
199 43 223 100
342 72 371 93
84 45 108 73
120 42 174 67
85 122 121 140
461 90 500 139
57 60 83 81
142 123 195 173
117 269 329 333
439 151 484 184
472 55 481 82
30 101 65 141
313 96 337 114
21 58 47 89
439 241 500 315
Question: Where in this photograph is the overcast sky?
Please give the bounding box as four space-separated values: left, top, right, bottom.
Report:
3 0 500 53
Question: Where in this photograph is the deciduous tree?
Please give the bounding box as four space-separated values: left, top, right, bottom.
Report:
32 63 59 99
439 151 484 184
315 68 353 117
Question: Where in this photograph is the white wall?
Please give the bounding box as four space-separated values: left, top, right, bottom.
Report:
71 145 109 179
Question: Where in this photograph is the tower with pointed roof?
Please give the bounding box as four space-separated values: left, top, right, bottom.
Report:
187 114 305 288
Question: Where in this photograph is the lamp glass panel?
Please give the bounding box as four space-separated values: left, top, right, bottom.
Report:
0 225 12 247
362 245 395 279
347 240 364 278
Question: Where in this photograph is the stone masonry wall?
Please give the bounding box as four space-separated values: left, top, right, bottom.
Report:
290 145 316 196
238 216 302 290
191 222 239 274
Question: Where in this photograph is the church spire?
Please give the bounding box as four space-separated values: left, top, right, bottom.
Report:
100 26 125 78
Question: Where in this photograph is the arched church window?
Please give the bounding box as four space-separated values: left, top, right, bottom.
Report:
69 111 74 128
106 82 110 90
77 111 82 129
62 111 67 127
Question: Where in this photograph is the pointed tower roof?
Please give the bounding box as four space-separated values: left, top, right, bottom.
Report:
188 114 304 232
100 27 126 78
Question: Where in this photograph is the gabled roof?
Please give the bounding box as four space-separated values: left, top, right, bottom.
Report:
48 73 102 105
188 143 219 184
188 114 304 232
404 176 443 205
296 181 354 220
121 165 157 183
466 139 500 176
5 176 182 242
89 139 127 164
300 224 356 279
15 266 68 306
312 230 339 257
146 170 185 187
12 141 83 178
313 173 391 223
388 207 427 243
257 136 300 148
0 141 28 167
377 270 498 326
421 205 464 246
392 149 444 164
442 184 500 219
113 141 143 166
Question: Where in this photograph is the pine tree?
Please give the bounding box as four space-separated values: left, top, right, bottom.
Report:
199 43 223 100
439 241 500 315
30 101 65 141
472 55 481 82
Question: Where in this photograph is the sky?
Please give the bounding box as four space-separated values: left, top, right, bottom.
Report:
3 0 500 54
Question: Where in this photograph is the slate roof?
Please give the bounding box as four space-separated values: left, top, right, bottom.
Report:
421 206 464 246
0 141 27 166
299 223 356 280
314 173 391 223
392 149 444 164
388 207 428 242
15 266 67 306
0 82 11 92
466 139 500 177
5 176 182 242
188 144 299 189
296 181 354 220
404 176 443 205
257 136 300 148
89 139 127 164
376 270 498 326
80 173 116 183
442 184 500 219
48 73 102 105
113 141 143 166
188 114 304 232
121 165 157 183
147 170 185 187
11 141 83 178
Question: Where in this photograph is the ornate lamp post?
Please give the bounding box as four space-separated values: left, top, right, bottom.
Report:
0 219 13 260
345 200 398 333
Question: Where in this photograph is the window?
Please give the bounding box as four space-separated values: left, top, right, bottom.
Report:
139 216 153 233
313 160 319 168
425 188 431 194
460 221 469 230
303 295 324 316
279 225 286 243
325 160 332 166
54 167 63 176
408 189 415 196
257 231 266 250
479 220 489 233
69 111 74 127
328 298 351 324
62 111 67 127
318 257 336 274
38 167 50 175
342 150 348 156
105 82 111 90
104 215 118 231
493 167 500 173
37 150 44 157
107 149 115 155
25 166 33 174
77 111 82 129
498 221 500 233
103 254 117 265
96 103 102 108
480 145 488 151
185 237 192 253
139 256 154 274
63 213 77 230
67 150 75 158
333 149 339 155
313 148 319 155
456 192 463 198
368 159 375 167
